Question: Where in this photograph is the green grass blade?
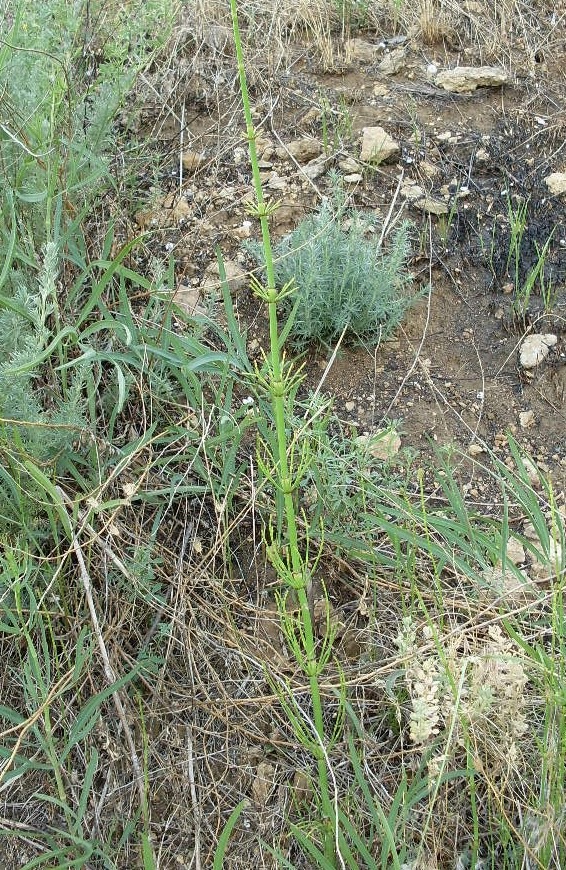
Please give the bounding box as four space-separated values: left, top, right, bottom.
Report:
289 824 336 869
213 799 248 869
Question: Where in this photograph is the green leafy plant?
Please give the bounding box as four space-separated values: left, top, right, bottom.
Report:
0 240 86 539
4 1 566 867
335 0 372 35
246 182 416 349
230 0 342 861
300 416 404 552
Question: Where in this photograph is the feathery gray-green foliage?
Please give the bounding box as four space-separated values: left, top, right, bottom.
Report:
246 181 416 348
0 244 85 536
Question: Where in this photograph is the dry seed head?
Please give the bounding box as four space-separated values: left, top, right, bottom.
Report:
397 616 529 763
408 656 441 745
395 615 418 656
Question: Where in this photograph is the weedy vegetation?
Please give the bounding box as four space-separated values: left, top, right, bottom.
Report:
1 0 565 869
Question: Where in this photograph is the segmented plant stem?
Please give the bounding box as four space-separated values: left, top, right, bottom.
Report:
230 0 334 850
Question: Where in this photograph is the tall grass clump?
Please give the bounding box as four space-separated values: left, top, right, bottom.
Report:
246 182 415 349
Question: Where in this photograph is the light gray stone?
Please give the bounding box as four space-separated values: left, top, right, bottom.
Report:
360 126 400 164
182 150 205 174
415 197 449 215
435 66 508 93
506 537 526 565
345 38 380 63
339 157 361 173
357 429 401 460
519 333 557 369
204 258 247 294
545 172 566 195
278 139 323 163
378 47 406 76
175 285 206 316
302 156 329 180
401 182 424 201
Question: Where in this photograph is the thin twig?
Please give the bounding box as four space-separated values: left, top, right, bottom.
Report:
187 725 201 870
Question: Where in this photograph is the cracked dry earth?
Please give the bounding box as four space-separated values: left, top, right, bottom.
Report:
129 19 566 499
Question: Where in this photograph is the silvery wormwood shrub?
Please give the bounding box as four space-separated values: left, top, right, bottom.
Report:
0 256 86 537
246 182 417 349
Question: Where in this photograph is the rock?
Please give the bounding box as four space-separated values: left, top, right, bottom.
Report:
134 193 191 230
338 157 361 173
522 521 539 542
506 536 526 565
201 23 231 54
519 333 557 369
345 37 380 63
269 203 303 235
292 770 313 805
360 127 400 164
233 146 247 166
256 136 274 159
468 443 484 456
233 220 253 240
378 47 406 76
182 150 205 173
434 66 508 93
203 258 247 294
528 539 563 582
372 82 390 97
420 160 441 178
401 182 424 201
357 429 401 460
519 410 535 429
279 138 323 163
302 156 329 180
475 147 490 163
266 172 287 191
251 762 274 806
522 457 541 488
545 172 566 195
175 285 206 316
247 338 260 356
344 173 363 183
417 197 449 215
134 209 155 230
300 107 322 126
